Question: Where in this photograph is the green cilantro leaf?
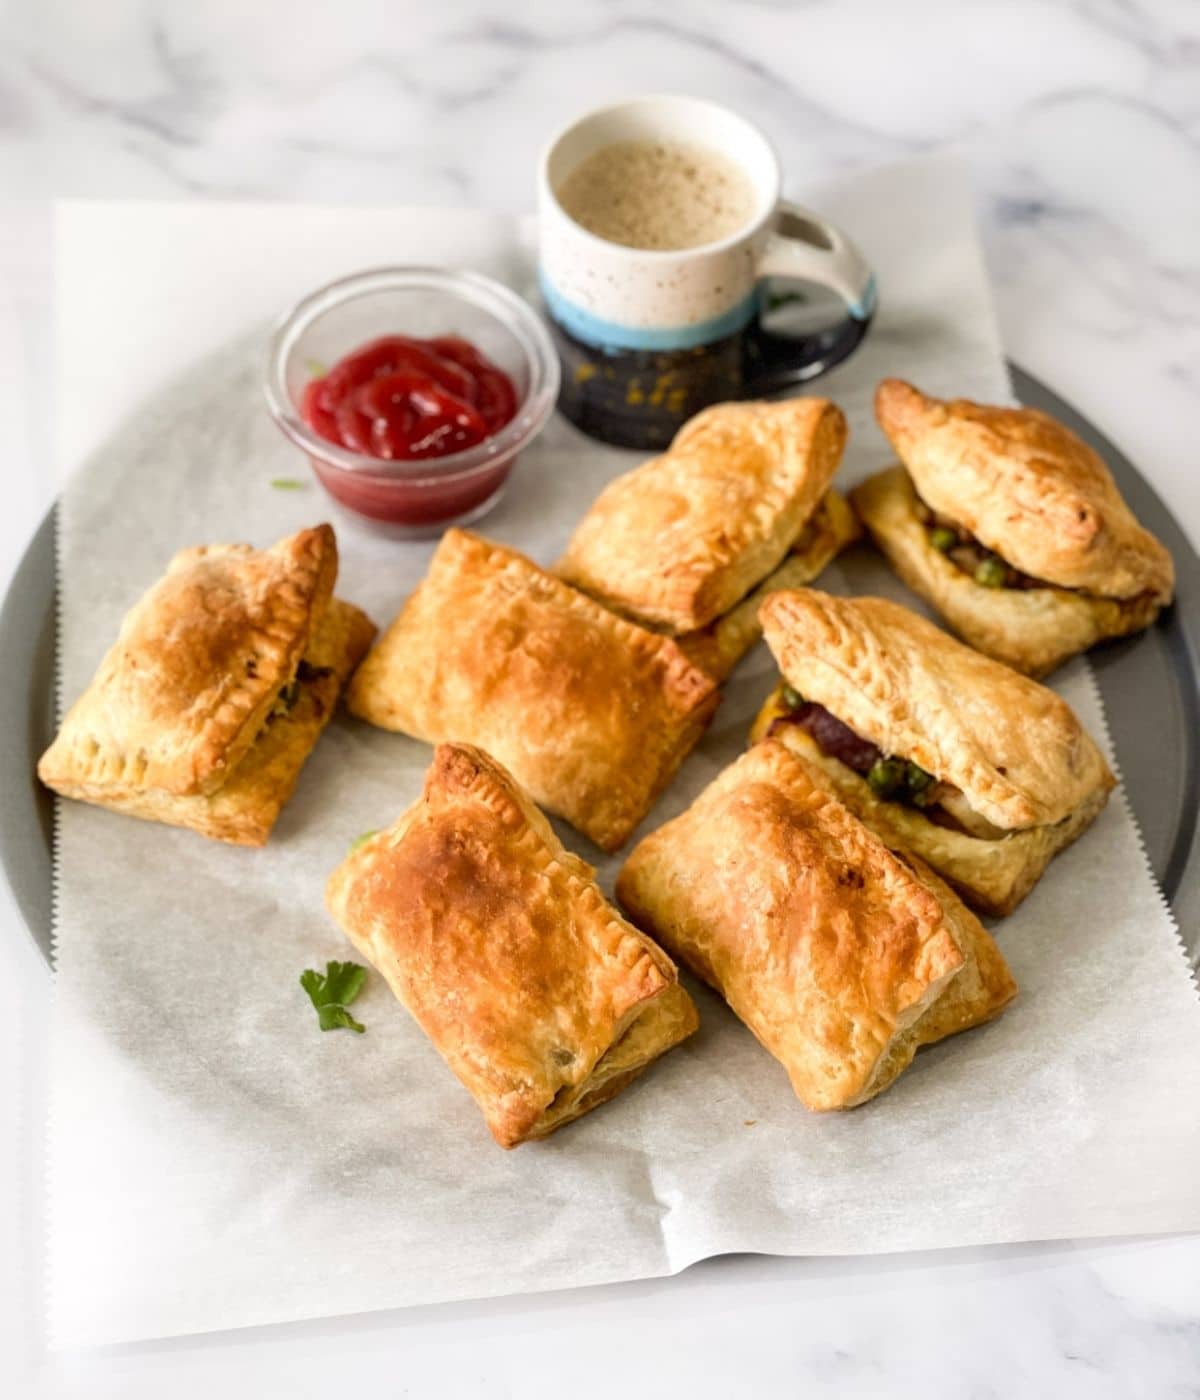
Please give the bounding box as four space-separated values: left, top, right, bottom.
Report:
314 1003 366 1033
270 477 306 490
301 960 368 1033
350 829 378 852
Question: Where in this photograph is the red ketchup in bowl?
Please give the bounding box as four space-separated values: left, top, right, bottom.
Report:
299 336 520 527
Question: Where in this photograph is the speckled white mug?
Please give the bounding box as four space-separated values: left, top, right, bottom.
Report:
539 95 876 449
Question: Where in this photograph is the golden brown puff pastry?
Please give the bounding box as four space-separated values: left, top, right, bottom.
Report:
885 853 1017 1054
875 379 1174 604
346 529 719 852
852 466 1163 677
47 599 374 845
758 589 1112 833
672 490 861 680
39 526 374 845
555 397 849 635
41 524 337 798
616 740 1016 1110
326 743 698 1149
750 695 1110 917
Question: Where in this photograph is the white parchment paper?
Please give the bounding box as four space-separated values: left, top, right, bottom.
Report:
47 156 1200 1346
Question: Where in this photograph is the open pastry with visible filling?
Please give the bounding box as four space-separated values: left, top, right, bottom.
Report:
326 743 698 1148
852 379 1174 676
616 739 1016 1110
347 529 719 852
555 398 860 679
38 524 375 845
750 589 1114 916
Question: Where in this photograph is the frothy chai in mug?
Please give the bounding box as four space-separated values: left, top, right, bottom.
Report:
555 139 756 252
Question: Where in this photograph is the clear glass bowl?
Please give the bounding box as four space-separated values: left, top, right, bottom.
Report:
264 267 559 538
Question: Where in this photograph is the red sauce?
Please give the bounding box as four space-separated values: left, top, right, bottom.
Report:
301 335 517 461
298 335 522 529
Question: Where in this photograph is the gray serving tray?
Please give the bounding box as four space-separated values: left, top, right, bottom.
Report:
2 367 1197 969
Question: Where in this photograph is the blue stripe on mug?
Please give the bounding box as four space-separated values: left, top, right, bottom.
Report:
539 270 759 353
849 273 879 322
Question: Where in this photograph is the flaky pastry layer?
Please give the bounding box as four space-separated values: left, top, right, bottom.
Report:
674 490 861 679
617 740 1015 1109
556 397 848 634
347 529 719 852
39 524 338 799
41 597 374 845
758 588 1113 832
851 466 1164 677
751 687 1111 917
875 379 1174 603
862 852 1017 1100
326 743 698 1148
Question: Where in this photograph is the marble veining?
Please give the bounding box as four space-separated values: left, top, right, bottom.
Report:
1 1 1198 1395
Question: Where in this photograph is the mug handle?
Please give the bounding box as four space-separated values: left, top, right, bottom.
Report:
743 202 877 395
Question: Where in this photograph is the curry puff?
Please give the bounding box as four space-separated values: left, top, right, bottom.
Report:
852 379 1174 677
347 529 719 851
617 740 1016 1111
326 743 698 1148
39 524 375 846
555 398 859 679
750 589 1114 917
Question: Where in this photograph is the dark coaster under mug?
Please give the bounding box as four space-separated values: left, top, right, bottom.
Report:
548 296 874 450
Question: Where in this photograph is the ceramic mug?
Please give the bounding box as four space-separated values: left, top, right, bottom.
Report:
538 95 876 450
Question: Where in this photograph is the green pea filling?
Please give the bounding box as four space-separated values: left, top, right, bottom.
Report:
867 755 938 806
866 757 906 798
774 687 939 812
920 506 1043 590
974 555 1009 588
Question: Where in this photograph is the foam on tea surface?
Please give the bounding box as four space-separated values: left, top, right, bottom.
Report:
556 139 756 251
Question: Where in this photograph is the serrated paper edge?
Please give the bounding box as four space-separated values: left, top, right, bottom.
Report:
1078 656 1199 999
43 491 67 1346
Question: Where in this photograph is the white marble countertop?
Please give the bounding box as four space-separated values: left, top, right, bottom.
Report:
1 2 1198 1394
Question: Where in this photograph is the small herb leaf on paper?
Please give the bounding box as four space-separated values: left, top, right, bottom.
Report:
300 961 368 1034
270 477 307 491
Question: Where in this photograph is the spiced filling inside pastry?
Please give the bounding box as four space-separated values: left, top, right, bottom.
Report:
913 492 1050 592
852 380 1174 677
39 524 376 846
267 659 335 720
763 686 1008 842
753 588 1115 916
911 487 1167 611
852 466 1166 679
